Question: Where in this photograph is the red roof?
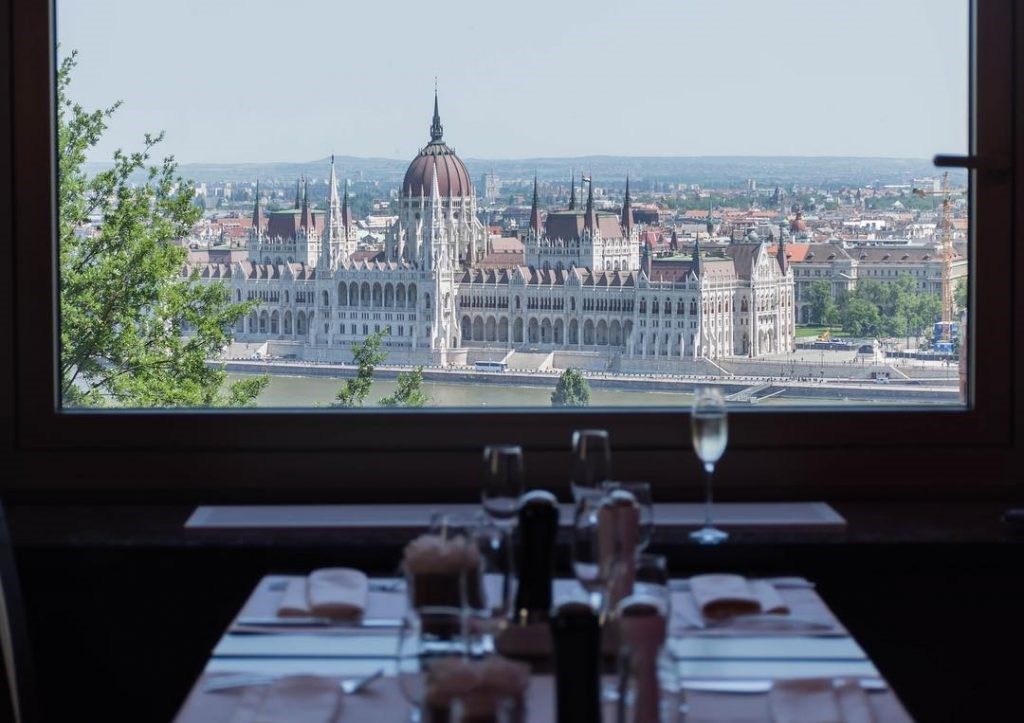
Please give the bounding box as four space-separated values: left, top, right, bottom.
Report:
401 142 473 198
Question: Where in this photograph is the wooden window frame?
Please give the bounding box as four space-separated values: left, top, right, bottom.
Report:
2 0 1021 501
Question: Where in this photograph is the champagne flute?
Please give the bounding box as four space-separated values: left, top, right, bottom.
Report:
481 445 524 528
690 387 729 545
570 429 612 500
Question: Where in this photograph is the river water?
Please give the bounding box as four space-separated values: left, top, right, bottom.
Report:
227 372 689 408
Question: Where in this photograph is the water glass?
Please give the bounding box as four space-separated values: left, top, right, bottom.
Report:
429 513 514 654
602 481 654 551
396 607 469 723
571 429 612 499
633 553 671 614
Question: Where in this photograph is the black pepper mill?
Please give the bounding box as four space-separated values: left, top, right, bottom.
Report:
550 602 602 723
513 489 559 625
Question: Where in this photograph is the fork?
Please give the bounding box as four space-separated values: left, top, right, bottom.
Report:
203 667 384 694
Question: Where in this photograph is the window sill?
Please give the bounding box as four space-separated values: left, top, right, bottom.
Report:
6 501 1022 548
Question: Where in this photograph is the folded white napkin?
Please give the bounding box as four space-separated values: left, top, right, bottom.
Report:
770 678 876 723
276 568 368 620
689 573 789 620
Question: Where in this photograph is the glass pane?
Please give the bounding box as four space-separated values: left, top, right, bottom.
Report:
56 0 968 410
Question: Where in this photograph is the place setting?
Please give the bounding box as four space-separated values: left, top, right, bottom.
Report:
176 395 909 722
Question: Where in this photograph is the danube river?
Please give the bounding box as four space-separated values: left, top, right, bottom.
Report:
228 372 688 408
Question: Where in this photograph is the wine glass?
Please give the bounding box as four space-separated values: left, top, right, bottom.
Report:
570 429 612 500
601 480 654 551
690 387 729 544
396 606 468 722
481 445 524 528
570 489 606 613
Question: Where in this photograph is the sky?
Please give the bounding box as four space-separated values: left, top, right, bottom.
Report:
57 0 969 164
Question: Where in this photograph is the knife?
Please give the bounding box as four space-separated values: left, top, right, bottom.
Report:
233 616 402 629
669 577 815 592
682 678 888 694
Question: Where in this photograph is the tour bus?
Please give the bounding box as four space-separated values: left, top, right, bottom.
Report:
474 360 509 373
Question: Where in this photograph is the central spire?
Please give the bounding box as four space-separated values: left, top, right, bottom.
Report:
430 84 444 143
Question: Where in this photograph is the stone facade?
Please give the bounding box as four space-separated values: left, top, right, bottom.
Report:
186 96 795 363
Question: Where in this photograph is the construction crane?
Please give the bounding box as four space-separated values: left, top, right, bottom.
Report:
912 171 962 342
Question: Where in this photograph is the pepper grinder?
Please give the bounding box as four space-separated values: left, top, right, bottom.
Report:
551 602 602 723
513 489 558 625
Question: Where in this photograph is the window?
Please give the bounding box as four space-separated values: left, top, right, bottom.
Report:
3 0 1020 495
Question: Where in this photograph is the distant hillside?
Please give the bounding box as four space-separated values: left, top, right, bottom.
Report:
85 155 960 190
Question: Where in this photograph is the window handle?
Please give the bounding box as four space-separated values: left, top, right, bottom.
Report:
933 153 1011 172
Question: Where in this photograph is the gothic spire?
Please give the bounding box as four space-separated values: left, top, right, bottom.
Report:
294 178 302 209
530 176 542 237
569 170 576 210
584 175 597 233
692 236 703 278
430 85 444 143
621 175 634 235
300 177 312 230
777 222 789 273
251 179 265 231
322 158 340 269
342 179 351 231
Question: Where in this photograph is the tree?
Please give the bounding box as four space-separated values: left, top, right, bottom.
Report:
333 329 429 407
806 280 837 326
58 52 266 407
551 368 591 407
379 367 429 408
955 279 968 313
840 296 882 337
334 331 388 407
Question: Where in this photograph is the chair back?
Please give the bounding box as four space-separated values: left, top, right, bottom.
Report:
0 501 35 723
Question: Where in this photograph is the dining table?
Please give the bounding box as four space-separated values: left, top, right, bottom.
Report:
173 574 914 722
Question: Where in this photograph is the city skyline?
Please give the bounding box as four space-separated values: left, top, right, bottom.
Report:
58 0 968 164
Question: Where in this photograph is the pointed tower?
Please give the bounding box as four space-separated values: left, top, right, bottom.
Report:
776 222 788 273
569 170 576 210
299 178 313 231
691 237 702 278
529 176 542 238
621 175 634 237
294 178 302 209
430 87 444 143
321 157 342 270
251 179 266 234
342 180 352 232
584 176 597 235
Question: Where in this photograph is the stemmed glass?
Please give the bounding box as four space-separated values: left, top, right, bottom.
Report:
571 429 612 500
480 445 522 639
481 445 524 528
570 489 611 615
690 387 729 545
